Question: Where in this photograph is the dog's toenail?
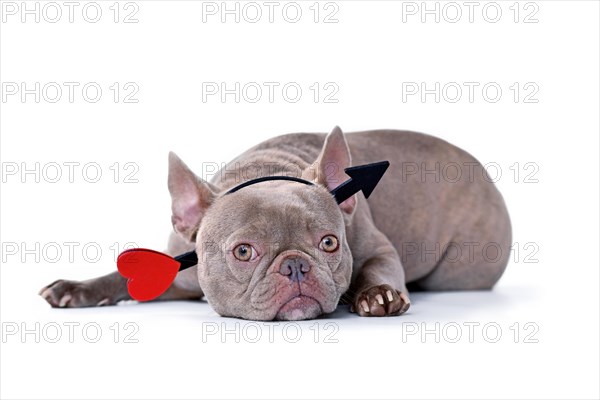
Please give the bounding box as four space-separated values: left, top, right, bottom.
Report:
386 290 394 302
59 294 72 307
361 300 370 313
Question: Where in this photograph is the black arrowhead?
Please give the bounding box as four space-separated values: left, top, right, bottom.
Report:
331 161 390 204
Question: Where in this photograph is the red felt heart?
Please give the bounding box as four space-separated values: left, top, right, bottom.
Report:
117 248 180 302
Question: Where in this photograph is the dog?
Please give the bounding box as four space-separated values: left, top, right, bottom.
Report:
40 127 512 320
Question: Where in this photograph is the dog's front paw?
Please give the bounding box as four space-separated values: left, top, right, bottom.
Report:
39 280 115 308
351 284 410 317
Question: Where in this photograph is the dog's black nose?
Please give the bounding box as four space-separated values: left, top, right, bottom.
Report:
279 257 311 282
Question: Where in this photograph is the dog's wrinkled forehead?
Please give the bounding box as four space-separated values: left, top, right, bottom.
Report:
202 181 344 239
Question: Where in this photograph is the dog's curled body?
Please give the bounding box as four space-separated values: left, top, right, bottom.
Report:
40 128 511 320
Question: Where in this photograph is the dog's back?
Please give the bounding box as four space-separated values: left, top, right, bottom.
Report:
246 130 512 289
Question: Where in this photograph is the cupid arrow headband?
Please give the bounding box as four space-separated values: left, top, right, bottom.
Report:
117 161 390 301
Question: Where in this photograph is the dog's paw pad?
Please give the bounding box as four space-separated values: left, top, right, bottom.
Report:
351 284 410 317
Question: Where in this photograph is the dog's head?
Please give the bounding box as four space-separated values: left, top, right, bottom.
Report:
167 127 356 320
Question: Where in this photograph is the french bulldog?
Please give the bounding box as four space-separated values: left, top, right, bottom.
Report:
40 127 512 320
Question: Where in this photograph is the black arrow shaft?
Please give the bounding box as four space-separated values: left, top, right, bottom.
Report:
174 250 198 271
331 179 360 204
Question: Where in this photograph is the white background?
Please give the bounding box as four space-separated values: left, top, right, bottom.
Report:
1 1 599 399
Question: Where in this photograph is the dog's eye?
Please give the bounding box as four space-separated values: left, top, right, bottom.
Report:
233 244 257 262
320 235 339 253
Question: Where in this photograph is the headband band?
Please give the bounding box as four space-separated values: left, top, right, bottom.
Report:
225 176 314 195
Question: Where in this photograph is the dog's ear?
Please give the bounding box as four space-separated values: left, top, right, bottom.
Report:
168 152 217 243
303 126 356 215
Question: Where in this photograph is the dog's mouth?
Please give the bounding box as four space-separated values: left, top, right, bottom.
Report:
275 295 322 321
